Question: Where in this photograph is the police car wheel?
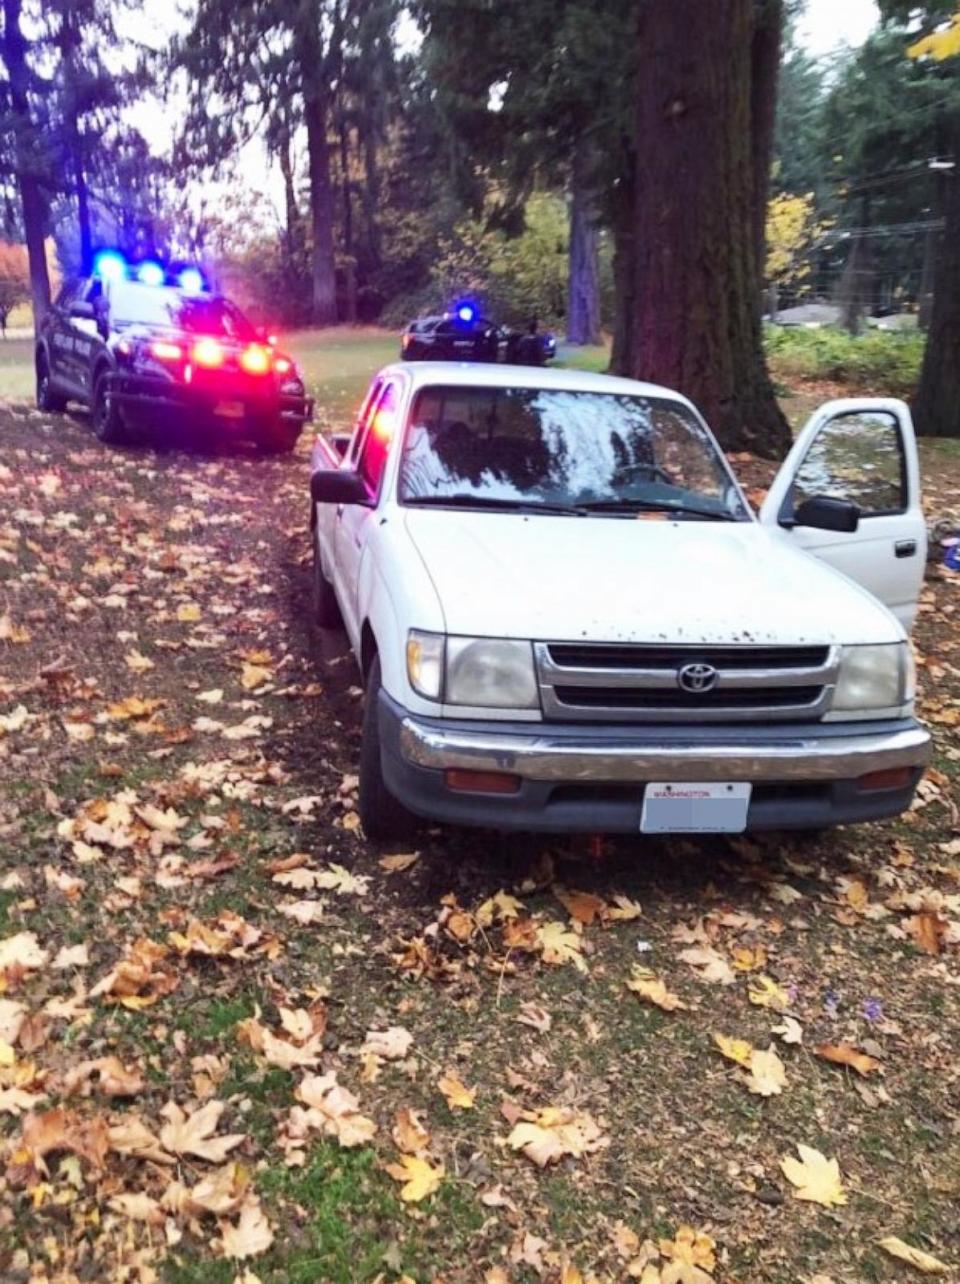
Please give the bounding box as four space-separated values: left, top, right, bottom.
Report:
92 373 126 444
257 424 300 454
36 357 67 414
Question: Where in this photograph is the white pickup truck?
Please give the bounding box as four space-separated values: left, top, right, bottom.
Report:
309 362 930 839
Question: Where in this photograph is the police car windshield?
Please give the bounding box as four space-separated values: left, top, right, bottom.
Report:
108 283 256 340
399 386 748 521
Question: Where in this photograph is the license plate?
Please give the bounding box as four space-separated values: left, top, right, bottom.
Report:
213 400 244 419
641 782 751 833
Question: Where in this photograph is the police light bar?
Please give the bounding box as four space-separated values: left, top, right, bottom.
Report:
178 267 205 295
92 250 127 282
137 260 165 287
455 302 476 323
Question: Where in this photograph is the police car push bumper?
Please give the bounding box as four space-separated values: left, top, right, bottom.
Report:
379 691 930 832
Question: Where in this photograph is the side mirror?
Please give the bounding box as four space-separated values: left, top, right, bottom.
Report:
69 301 95 320
792 496 860 533
310 469 370 506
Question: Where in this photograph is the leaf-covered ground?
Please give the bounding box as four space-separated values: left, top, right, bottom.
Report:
0 393 959 1284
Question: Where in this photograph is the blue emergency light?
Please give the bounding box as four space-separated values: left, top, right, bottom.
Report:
455 302 476 323
137 260 165 287
178 267 205 295
92 250 127 283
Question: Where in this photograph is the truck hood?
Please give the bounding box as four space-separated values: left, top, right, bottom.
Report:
402 510 902 646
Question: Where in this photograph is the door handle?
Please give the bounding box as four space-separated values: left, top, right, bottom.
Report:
895 540 917 559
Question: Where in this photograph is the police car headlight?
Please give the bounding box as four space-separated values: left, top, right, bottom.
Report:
830 643 911 715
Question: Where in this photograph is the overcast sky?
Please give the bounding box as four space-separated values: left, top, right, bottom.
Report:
796 0 879 56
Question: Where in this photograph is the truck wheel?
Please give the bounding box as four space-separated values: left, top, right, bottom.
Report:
36 356 67 413
358 655 416 842
91 371 127 444
311 528 342 627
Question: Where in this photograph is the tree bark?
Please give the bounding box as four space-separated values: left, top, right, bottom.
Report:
3 0 51 324
567 141 602 345
750 0 783 284
625 0 790 457
912 112 960 437
296 9 338 327
609 156 636 375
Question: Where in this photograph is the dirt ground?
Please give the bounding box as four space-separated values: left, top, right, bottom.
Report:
0 392 958 1284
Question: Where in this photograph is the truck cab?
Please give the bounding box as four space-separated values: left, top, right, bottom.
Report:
309 363 929 840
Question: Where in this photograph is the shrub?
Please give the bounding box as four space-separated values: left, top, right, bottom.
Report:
764 325 924 398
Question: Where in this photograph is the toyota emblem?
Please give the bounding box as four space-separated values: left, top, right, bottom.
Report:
677 662 719 694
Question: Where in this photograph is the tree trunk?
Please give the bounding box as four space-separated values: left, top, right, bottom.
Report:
913 113 960 437
303 90 338 326
361 123 382 271
567 142 602 346
3 0 51 324
625 0 789 457
750 0 783 284
609 156 636 375
73 142 92 274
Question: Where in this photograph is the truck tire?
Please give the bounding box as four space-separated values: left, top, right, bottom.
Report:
91 371 127 444
311 528 342 627
36 354 67 413
358 655 415 842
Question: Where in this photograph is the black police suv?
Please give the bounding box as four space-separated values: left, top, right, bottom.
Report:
401 306 556 366
35 258 313 451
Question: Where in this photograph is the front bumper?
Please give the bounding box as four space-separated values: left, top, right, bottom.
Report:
109 371 314 432
379 692 931 832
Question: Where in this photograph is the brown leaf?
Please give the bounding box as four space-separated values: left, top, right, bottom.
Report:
905 912 946 956
218 1196 274 1259
392 1106 431 1154
159 1100 245 1162
814 1043 882 1077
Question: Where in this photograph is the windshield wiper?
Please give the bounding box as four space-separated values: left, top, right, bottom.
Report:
405 494 588 516
580 498 740 521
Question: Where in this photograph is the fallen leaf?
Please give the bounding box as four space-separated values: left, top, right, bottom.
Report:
877 1236 950 1275
362 1027 413 1060
814 1043 881 1077
392 1106 430 1154
905 912 946 956
219 1196 274 1259
745 1046 787 1097
379 852 420 872
747 975 791 1011
627 967 687 1012
52 943 90 970
554 885 608 925
0 932 49 971
773 1015 804 1045
159 1100 245 1163
385 1153 444 1202
678 946 736 986
109 1191 163 1223
507 1107 607 1167
714 1033 754 1068
780 1144 846 1206
438 1072 476 1110
516 1002 551 1033
536 921 587 972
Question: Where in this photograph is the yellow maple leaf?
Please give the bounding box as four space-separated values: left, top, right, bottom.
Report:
437 1072 476 1110
714 1033 754 1068
536 921 587 972
627 967 687 1012
780 1144 846 1206
177 602 201 622
240 663 272 690
385 1153 444 1202
747 975 790 1011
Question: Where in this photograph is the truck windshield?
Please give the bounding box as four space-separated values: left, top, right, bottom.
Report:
398 386 748 520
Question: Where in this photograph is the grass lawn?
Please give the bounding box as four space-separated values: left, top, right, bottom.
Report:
0 327 611 423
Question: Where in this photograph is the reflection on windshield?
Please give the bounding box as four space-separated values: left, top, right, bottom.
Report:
399 387 746 519
109 284 255 340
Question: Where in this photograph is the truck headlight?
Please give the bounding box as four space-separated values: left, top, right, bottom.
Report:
832 643 910 712
446 637 538 708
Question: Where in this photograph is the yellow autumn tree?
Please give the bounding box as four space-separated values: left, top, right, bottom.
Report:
765 192 828 296
908 10 960 60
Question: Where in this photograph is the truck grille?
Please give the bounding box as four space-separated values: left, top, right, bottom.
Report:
536 642 838 723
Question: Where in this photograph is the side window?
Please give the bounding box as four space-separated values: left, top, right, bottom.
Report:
357 383 398 497
792 411 905 517
348 379 382 466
